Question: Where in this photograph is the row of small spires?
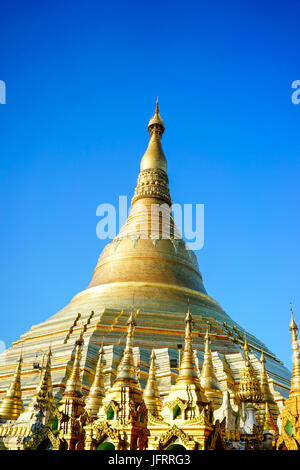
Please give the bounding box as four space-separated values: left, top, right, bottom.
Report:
0 304 299 423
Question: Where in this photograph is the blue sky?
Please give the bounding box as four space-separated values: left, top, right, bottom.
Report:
0 0 299 369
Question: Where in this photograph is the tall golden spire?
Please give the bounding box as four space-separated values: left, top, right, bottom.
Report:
176 300 202 387
0 353 24 420
138 97 168 179
262 401 278 433
260 351 274 403
143 350 162 416
90 100 203 291
275 305 300 450
200 327 222 403
64 335 84 397
85 345 105 419
161 301 208 423
26 346 53 414
113 310 138 385
289 303 300 397
57 332 86 450
237 337 263 403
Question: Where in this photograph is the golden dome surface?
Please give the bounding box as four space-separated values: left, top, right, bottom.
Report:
88 99 207 301
0 101 291 409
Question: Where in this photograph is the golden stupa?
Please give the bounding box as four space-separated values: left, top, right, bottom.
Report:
0 99 291 432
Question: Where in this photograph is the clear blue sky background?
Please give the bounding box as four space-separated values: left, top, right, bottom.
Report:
0 0 299 369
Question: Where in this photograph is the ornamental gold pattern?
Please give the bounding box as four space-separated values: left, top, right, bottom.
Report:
0 101 295 450
0 308 298 450
237 338 263 404
25 347 53 416
132 168 172 207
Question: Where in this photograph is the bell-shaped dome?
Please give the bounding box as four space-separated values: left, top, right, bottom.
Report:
89 99 206 295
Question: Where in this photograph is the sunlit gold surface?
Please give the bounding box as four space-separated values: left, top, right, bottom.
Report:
277 308 300 450
260 351 274 404
200 329 222 406
143 350 162 417
25 347 53 417
289 310 300 397
85 345 105 419
0 355 24 420
0 100 293 451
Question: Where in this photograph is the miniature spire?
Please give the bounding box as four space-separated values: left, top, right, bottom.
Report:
289 303 300 396
200 327 222 396
143 350 162 416
113 310 138 385
176 301 202 387
64 337 84 397
260 351 274 403
26 346 53 414
85 345 105 419
59 336 86 450
262 401 278 433
0 353 24 420
237 337 263 403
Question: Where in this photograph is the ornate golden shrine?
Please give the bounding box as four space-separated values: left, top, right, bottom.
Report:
0 101 296 451
0 306 298 450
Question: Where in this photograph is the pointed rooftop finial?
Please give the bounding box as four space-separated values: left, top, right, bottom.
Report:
113 310 138 385
263 401 278 433
155 96 159 114
183 299 193 344
200 326 222 401
143 350 162 416
260 351 274 403
147 97 165 136
185 297 192 323
64 338 83 397
289 304 300 397
76 322 85 347
290 302 298 332
204 326 210 353
243 332 250 359
176 303 204 392
0 353 24 420
85 345 105 419
127 308 136 331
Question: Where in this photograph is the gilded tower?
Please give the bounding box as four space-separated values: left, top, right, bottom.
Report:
276 306 300 450
0 354 23 421
0 101 293 451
